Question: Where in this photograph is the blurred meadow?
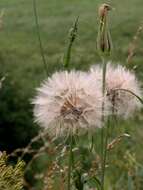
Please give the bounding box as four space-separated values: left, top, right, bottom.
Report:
0 0 143 189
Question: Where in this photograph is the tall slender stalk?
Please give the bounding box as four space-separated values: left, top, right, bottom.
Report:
97 4 112 190
101 58 107 190
102 117 110 189
65 18 78 189
67 135 73 190
59 16 78 189
33 0 48 76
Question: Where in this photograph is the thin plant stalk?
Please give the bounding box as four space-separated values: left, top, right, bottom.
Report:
97 4 112 189
67 135 73 190
101 57 107 190
63 17 78 190
102 117 110 187
33 0 48 76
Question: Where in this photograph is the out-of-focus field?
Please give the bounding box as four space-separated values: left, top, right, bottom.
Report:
0 0 143 189
1 0 143 87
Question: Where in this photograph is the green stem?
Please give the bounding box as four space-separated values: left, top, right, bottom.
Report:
67 135 73 190
102 58 107 95
101 126 104 189
64 42 73 70
33 0 48 76
101 57 107 190
102 117 110 188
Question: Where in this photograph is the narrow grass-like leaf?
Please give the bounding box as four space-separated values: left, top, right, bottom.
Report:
33 0 48 76
113 88 143 104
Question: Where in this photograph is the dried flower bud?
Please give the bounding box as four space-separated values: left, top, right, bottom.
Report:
98 3 112 19
97 4 113 55
107 133 130 151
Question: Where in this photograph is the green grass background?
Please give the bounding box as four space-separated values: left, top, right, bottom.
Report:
0 0 143 189
1 0 143 88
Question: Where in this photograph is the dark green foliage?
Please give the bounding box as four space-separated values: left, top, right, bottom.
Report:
0 76 39 152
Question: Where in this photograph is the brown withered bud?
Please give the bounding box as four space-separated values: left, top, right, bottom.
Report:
107 134 130 151
98 3 112 19
97 3 113 55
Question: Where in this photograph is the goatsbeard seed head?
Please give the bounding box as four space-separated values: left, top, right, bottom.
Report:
90 63 142 118
32 70 103 137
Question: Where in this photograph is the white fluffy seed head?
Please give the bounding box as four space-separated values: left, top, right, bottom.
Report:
90 63 142 118
32 70 103 136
